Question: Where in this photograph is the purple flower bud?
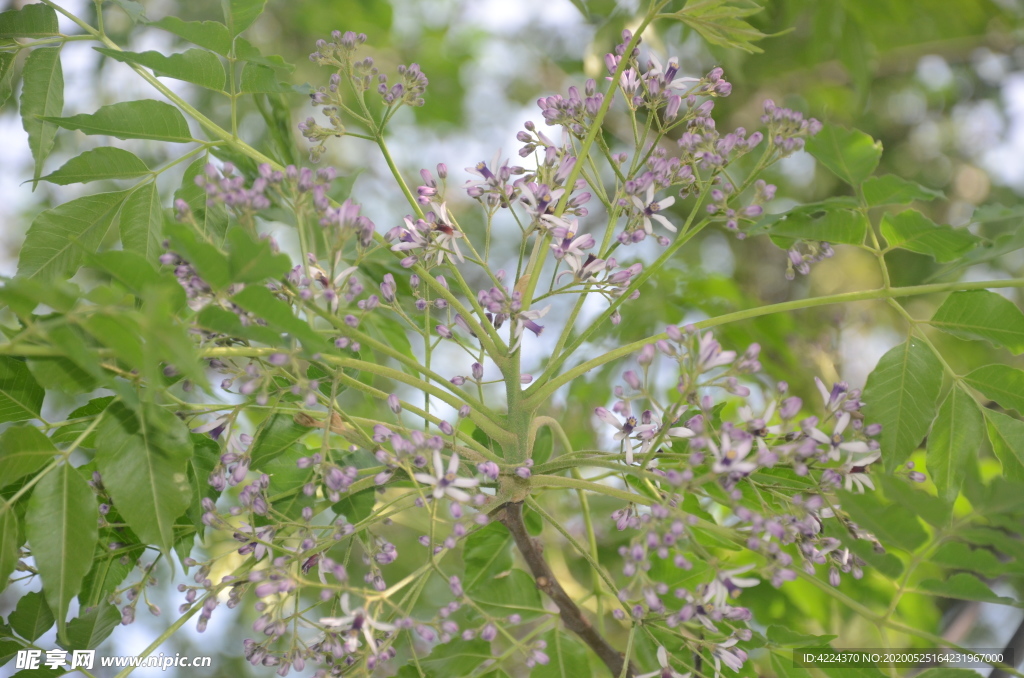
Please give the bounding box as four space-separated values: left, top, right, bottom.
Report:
380 273 396 302
388 394 401 414
477 461 500 481
439 421 454 435
480 623 498 641
779 396 802 419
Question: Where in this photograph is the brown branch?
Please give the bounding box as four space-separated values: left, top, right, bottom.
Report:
496 501 636 678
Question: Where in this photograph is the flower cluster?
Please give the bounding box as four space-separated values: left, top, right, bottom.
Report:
132 22 888 678
304 30 429 161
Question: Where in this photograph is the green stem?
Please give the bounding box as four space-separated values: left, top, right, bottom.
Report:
519 6 662 313
524 277 1024 408
531 474 653 505
300 297 499 419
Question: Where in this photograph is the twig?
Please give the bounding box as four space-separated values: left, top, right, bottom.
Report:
496 501 636 678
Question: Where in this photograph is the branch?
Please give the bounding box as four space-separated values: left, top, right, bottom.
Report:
496 501 636 678
523 277 1024 408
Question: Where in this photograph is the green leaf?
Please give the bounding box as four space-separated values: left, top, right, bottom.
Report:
20 46 63 187
861 340 944 472
463 521 512 590
17 190 131 280
877 475 951 529
148 17 232 55
10 667 65 678
926 385 982 500
0 424 56 483
862 175 943 206
95 402 193 557
0 358 45 424
931 542 1007 578
239 62 291 93
532 631 590 678
771 654 815 678
930 290 1024 354
110 0 146 22
984 409 1024 481
231 285 328 352
63 603 120 650
398 639 493 678
141 283 209 389
119 183 164 260
196 305 282 346
966 474 1024 515
769 208 869 246
40 147 150 185
8 590 54 641
250 413 308 469
226 227 292 283
44 100 193 142
961 526 1024 562
264 444 314 521
51 396 116 448
964 365 1024 414
880 209 978 262
332 488 375 525
840 488 927 551
0 277 80 316
95 47 226 92
165 222 231 289
24 463 98 642
0 52 16 107
930 225 1024 281
843 530 904 579
668 0 770 54
469 569 545 619
235 38 295 72
917 572 1021 606
0 628 20 668
225 0 267 35
0 4 58 38
805 124 881 187
533 426 554 465
79 541 142 609
0 511 19 592
28 357 97 396
766 626 837 647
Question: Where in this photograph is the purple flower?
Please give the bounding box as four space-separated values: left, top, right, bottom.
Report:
696 332 736 372
708 432 757 475
806 412 870 461
413 451 479 502
637 646 689 678
595 407 657 464
630 185 677 234
320 594 395 654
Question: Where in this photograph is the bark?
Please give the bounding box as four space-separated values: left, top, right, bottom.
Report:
495 501 636 678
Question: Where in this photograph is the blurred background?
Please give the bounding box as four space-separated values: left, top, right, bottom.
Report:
2 0 1024 675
